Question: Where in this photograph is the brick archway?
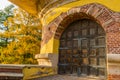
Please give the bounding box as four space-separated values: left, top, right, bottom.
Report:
39 3 120 80
53 3 114 39
42 3 120 53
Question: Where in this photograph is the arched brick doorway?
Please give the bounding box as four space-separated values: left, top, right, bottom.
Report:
38 3 120 80
50 3 114 79
58 19 106 78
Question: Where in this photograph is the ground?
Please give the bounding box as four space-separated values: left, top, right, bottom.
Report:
35 75 105 80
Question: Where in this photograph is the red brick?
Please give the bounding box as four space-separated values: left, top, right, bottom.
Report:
80 4 90 13
108 74 120 80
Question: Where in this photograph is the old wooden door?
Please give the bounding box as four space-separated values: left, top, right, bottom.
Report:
58 19 106 77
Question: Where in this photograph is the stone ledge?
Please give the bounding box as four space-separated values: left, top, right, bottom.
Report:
35 53 58 59
0 72 23 77
108 54 120 63
108 63 120 75
35 54 49 59
35 53 58 67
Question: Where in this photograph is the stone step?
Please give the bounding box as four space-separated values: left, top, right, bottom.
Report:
0 72 23 77
0 76 22 80
0 64 56 80
34 75 105 80
0 68 22 73
0 73 23 80
0 64 23 80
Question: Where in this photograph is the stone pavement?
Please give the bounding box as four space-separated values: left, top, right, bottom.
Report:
35 75 105 80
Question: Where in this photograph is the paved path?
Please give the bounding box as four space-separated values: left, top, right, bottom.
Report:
35 75 105 80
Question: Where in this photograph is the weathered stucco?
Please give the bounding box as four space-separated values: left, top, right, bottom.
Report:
9 0 38 14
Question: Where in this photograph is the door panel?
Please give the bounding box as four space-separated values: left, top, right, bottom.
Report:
90 49 96 56
81 39 88 48
73 40 78 48
90 39 96 46
59 19 106 77
67 31 72 38
98 48 105 56
67 40 72 47
74 30 79 37
98 37 105 45
82 29 87 36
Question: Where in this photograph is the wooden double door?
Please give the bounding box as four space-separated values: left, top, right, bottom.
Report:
58 19 106 77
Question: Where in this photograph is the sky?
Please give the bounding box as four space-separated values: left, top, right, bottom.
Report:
0 0 14 32
0 0 13 10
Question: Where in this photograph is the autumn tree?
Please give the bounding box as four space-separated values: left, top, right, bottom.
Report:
0 5 14 47
0 6 41 64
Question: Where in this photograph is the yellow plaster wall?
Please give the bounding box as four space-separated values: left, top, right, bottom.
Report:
42 0 120 25
9 0 38 14
41 0 120 54
23 66 56 80
41 38 59 54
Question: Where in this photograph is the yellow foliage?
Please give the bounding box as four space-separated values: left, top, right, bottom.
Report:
3 21 8 26
0 8 41 64
7 17 13 22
